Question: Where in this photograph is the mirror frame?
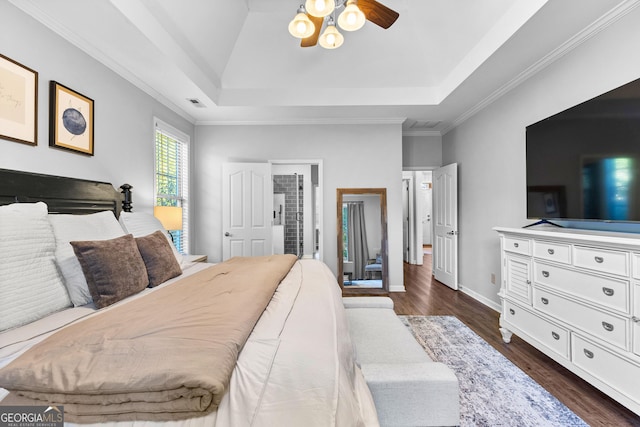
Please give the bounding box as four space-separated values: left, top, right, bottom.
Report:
337 188 388 294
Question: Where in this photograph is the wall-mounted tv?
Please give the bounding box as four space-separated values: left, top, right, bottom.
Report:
526 77 640 223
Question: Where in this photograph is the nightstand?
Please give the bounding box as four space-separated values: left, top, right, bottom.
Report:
183 254 208 263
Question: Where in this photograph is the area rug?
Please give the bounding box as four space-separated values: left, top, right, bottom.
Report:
400 315 588 427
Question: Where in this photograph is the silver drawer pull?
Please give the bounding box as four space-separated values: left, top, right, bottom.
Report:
547 249 555 255
513 242 519 248
602 322 614 332
542 271 550 278
594 256 604 263
633 316 640 323
509 308 515 315
602 287 614 297
551 332 560 340
541 297 549 305
526 280 531 285
584 349 594 359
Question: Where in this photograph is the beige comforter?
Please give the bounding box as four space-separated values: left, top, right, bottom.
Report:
0 254 297 423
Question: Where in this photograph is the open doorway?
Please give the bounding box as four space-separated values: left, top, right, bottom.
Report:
271 161 322 260
402 170 433 266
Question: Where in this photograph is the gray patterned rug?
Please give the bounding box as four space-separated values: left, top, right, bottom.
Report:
400 315 588 427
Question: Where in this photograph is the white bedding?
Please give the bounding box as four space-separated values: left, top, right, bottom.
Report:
0 259 378 427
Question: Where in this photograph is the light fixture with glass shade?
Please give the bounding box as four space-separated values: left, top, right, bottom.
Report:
288 5 316 39
319 17 344 49
338 0 365 31
305 0 335 18
288 0 399 49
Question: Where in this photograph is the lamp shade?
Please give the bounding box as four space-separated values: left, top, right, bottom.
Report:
154 206 183 231
305 0 335 17
319 22 344 49
288 10 315 38
338 0 365 31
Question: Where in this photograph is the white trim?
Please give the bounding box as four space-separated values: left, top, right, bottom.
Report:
459 284 501 313
196 117 406 126
154 118 190 143
8 0 196 125
443 0 640 135
269 159 324 262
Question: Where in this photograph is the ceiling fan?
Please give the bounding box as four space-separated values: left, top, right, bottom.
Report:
288 0 399 49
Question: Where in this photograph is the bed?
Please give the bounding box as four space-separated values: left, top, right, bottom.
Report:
0 168 378 426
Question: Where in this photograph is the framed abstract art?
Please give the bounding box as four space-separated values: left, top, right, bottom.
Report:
49 81 94 155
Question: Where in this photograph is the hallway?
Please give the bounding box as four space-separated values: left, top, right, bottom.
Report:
389 254 640 427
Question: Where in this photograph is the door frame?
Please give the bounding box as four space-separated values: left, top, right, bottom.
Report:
270 159 324 261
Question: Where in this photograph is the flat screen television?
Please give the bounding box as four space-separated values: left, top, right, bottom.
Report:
526 77 640 223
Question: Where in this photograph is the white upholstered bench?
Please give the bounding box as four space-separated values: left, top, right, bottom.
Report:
343 297 459 427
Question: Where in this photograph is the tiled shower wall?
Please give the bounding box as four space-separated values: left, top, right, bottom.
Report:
273 175 303 256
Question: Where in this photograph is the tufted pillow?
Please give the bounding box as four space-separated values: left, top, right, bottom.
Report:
0 202 71 331
136 230 183 287
71 234 149 309
119 211 183 265
49 211 126 306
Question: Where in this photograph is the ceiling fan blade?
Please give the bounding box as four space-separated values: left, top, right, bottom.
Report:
301 14 324 47
358 0 399 29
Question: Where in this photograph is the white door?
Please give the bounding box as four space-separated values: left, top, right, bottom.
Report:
422 172 433 245
222 162 272 260
433 163 458 290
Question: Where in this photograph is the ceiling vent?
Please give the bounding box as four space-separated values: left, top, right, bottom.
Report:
187 98 206 108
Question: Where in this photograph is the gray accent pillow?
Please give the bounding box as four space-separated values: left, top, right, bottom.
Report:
71 234 149 309
135 230 183 287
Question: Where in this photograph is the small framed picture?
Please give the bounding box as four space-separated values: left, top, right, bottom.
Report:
0 53 38 146
49 81 94 155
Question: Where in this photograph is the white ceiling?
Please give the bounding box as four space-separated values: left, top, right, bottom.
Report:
10 0 633 132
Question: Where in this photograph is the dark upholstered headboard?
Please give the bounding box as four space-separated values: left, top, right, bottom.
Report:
0 168 132 216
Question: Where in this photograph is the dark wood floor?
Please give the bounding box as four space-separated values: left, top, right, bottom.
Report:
389 253 640 427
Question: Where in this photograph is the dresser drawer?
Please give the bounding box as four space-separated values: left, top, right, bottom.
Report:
572 333 640 404
533 240 571 264
533 288 628 350
533 262 629 314
574 246 629 277
504 236 531 256
504 300 569 359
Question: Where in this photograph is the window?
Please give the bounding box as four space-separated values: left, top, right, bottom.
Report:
154 119 189 254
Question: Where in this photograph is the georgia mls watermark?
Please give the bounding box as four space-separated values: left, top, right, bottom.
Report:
0 406 63 427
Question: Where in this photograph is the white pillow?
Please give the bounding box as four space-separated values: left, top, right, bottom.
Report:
119 211 183 265
49 211 125 306
0 202 71 331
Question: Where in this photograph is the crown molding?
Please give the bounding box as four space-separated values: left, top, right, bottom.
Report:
9 0 197 125
443 0 640 135
196 117 406 126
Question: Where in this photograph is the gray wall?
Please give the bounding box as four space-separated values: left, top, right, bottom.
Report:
193 123 405 290
0 3 194 218
442 6 640 309
402 134 442 169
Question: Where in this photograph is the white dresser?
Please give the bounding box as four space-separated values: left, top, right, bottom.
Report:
494 225 640 415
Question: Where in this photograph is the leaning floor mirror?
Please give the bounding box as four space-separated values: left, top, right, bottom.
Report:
337 188 388 294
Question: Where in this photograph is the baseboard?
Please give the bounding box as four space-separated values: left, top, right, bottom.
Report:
389 284 406 292
459 284 501 312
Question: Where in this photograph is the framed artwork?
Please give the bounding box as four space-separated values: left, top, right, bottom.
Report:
49 81 94 155
0 53 38 146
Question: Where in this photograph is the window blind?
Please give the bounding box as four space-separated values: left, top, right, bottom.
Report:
154 119 189 254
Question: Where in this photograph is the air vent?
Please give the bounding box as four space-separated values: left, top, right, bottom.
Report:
410 121 441 129
186 98 206 108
